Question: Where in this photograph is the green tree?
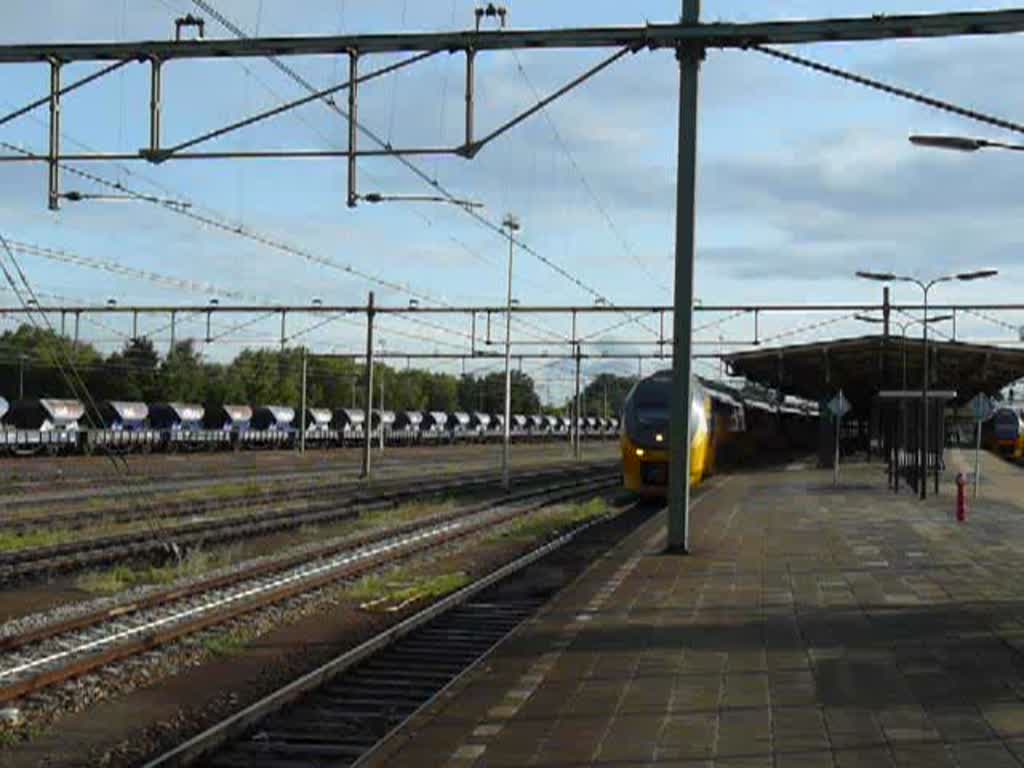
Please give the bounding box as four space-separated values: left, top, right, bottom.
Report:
160 340 207 402
456 371 540 413
579 373 636 418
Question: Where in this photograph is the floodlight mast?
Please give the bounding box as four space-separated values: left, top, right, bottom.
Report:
856 269 997 499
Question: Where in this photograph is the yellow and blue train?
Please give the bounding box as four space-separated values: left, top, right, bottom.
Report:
984 406 1024 459
620 370 818 496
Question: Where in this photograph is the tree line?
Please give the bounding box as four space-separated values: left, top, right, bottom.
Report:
0 324 640 417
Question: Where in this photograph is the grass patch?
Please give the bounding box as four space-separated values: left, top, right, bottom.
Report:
0 527 77 553
489 498 611 544
353 498 457 532
203 631 248 657
347 569 470 609
75 544 243 595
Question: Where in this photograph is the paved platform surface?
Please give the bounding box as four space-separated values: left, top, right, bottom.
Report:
364 451 1024 768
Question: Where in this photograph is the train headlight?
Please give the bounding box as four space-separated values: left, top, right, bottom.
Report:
655 433 664 443
635 447 645 457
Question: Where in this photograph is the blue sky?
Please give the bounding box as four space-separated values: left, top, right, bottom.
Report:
2 1 1024 402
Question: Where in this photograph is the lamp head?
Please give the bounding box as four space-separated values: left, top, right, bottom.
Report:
855 270 897 282
909 134 985 152
956 269 998 281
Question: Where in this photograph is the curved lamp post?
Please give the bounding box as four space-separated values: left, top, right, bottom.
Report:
856 269 998 499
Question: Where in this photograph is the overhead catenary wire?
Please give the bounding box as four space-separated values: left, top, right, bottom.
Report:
960 306 1019 334
752 44 1024 139
188 0 647 336
0 139 523 346
511 50 669 296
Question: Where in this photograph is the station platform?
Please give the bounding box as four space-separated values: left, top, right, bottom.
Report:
364 451 1024 768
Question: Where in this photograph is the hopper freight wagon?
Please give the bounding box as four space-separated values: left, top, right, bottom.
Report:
334 409 366 447
150 403 231 451
0 394 615 457
246 405 298 449
2 398 85 455
84 401 159 453
302 408 336 446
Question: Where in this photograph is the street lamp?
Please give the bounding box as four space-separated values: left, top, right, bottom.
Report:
60 190 192 209
501 213 520 493
909 134 1024 153
856 269 998 499
854 313 953 389
360 192 484 210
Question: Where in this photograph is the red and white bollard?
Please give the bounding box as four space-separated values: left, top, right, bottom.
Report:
955 472 968 523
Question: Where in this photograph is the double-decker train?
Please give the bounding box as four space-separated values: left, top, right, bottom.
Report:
983 406 1024 459
0 397 618 457
621 371 819 496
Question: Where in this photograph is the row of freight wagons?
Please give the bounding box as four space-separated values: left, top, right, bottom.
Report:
0 398 620 454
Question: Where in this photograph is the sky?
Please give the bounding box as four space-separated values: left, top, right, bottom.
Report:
1 1 1024 403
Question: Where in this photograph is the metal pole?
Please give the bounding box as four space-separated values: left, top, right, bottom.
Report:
149 57 162 154
74 311 80 344
47 59 61 210
573 344 581 462
361 291 374 480
921 285 929 500
18 355 24 399
300 348 307 454
502 225 514 492
169 311 176 351
570 310 578 456
464 49 475 149
280 310 286 350
974 415 982 499
347 50 359 207
379 375 385 452
668 0 701 552
833 392 841 488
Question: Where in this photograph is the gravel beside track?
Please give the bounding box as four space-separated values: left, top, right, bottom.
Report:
0 462 617 582
148 491 652 768
0 472 618 706
0 443 617 507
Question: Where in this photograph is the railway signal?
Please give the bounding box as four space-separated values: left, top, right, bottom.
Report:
968 392 995 499
828 390 851 487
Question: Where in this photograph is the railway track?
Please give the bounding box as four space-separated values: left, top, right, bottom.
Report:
144 488 649 768
0 443 617 509
0 473 619 706
0 457 613 535
0 447 597 516
0 463 617 580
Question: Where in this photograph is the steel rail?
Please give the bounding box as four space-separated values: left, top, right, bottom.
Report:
142 494 635 768
2 10 1024 63
0 462 617 579
0 475 616 704
0 443 615 511
0 469 611 655
0 453 591 534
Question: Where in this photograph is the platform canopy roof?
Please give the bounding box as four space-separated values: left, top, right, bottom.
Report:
723 334 1024 412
